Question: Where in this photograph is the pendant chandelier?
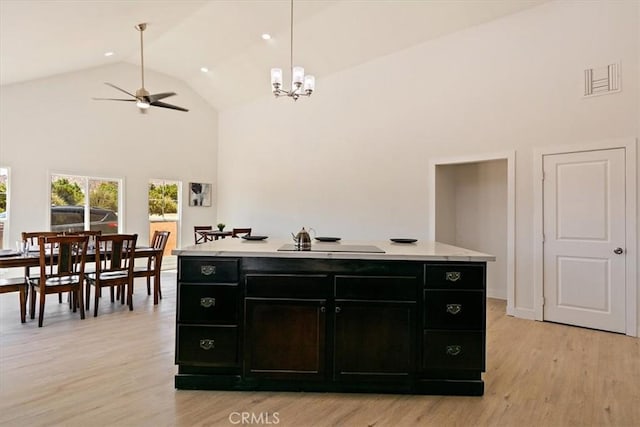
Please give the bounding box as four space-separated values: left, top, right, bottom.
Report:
270 0 315 100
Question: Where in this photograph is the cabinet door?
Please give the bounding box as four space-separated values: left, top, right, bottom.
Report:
244 298 326 381
333 301 415 381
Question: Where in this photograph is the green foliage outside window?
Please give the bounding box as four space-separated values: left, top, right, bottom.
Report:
149 183 178 216
51 178 119 212
90 181 118 211
51 178 84 206
0 182 6 213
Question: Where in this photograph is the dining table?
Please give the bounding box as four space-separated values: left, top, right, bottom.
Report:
0 245 164 304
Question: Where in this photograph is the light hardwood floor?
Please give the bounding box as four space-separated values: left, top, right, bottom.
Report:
1 272 638 427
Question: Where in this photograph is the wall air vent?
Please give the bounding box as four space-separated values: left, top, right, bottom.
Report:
584 62 620 97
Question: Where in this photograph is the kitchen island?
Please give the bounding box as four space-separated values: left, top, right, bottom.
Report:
172 238 495 396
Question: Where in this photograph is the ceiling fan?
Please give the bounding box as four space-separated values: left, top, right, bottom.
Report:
93 23 188 113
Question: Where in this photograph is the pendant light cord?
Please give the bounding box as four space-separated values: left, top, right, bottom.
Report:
290 0 294 75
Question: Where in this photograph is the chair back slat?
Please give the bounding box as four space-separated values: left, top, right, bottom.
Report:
152 230 170 250
232 228 252 238
149 230 170 267
23 231 59 247
38 235 89 281
194 226 212 244
65 230 102 249
95 234 137 275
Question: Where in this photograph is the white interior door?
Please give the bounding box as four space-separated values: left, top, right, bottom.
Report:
543 148 626 333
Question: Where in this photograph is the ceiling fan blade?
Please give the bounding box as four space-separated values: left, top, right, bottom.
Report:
96 25 187 113
92 97 136 102
148 92 176 103
150 100 189 112
104 82 137 99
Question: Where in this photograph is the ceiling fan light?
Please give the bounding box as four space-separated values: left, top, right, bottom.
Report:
136 100 150 109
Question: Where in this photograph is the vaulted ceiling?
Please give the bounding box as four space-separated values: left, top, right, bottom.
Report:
0 0 546 111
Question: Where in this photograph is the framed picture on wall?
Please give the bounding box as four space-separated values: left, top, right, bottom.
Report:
189 182 212 207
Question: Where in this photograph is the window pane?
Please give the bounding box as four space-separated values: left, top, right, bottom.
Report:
50 175 86 233
50 174 121 234
89 179 119 234
149 179 179 256
148 180 178 218
0 167 7 249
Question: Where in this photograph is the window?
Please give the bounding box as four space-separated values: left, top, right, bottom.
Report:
148 179 180 259
0 167 7 249
50 174 121 234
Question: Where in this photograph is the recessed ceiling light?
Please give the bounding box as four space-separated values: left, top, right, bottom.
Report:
200 67 209 73
261 33 271 40
104 51 114 57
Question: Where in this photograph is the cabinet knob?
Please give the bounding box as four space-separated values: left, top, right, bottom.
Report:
335 307 341 313
200 265 216 276
199 339 215 350
614 247 624 255
445 271 462 282
446 345 462 356
200 297 216 308
446 304 462 315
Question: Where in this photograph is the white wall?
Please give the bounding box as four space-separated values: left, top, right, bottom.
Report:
0 63 218 248
434 165 457 244
217 1 639 320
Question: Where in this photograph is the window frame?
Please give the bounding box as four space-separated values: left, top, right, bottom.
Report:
49 173 124 233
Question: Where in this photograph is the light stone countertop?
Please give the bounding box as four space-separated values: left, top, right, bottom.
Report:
172 238 495 262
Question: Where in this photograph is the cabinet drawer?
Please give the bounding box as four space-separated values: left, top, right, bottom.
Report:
180 257 239 283
423 331 484 370
246 274 330 298
335 276 417 301
425 264 484 290
424 290 484 330
176 325 238 366
178 284 238 324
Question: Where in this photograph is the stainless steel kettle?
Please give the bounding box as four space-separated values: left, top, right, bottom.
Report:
291 227 312 251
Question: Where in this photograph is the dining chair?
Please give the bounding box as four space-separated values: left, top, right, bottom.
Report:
27 234 89 327
194 225 213 244
133 230 170 303
22 231 64 303
0 277 27 323
232 228 252 238
85 233 137 316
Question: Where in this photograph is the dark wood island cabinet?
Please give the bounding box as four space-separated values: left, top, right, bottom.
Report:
173 239 494 396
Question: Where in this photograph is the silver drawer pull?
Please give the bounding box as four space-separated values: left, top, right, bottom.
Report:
446 345 462 356
200 297 216 308
446 304 462 315
200 265 216 276
199 339 215 350
445 271 462 282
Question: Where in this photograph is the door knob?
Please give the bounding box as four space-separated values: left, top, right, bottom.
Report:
614 247 624 255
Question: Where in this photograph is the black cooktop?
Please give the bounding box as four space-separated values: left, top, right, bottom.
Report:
277 244 385 253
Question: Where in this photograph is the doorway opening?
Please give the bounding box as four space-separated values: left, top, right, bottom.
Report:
429 151 515 313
